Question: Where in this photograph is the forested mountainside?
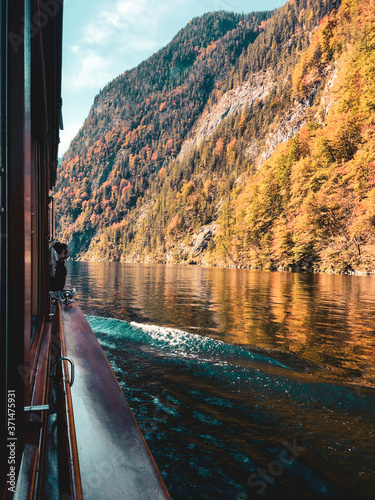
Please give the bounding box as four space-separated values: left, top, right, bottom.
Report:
56 0 375 273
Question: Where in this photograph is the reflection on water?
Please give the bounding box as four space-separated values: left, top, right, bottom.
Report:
85 315 375 500
66 262 375 499
67 262 375 386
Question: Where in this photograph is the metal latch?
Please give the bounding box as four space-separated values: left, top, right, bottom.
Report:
48 357 75 387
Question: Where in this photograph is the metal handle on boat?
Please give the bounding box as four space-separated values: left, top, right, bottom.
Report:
50 356 75 387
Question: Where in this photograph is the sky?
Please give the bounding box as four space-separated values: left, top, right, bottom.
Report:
59 0 286 156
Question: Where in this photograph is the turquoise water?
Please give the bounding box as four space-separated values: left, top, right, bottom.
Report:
67 262 375 499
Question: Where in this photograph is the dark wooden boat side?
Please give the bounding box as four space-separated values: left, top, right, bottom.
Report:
59 300 171 499
0 0 171 498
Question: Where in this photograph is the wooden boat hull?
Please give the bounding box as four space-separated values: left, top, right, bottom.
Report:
57 299 170 499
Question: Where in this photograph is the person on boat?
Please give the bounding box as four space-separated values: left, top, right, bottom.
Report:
49 241 70 291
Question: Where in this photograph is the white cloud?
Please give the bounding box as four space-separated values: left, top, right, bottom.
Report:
59 120 83 156
82 0 172 51
64 48 113 91
83 15 120 45
116 0 148 20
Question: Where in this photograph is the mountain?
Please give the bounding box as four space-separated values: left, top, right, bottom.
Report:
56 0 375 273
56 10 272 248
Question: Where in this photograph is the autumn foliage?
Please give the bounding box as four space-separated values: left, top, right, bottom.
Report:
55 0 375 273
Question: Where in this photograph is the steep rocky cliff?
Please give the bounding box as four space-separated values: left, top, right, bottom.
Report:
55 0 375 273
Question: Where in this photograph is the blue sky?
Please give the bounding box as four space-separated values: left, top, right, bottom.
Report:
59 0 286 155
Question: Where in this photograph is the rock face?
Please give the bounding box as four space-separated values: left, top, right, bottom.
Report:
166 222 216 264
316 63 338 122
56 0 367 272
179 61 336 170
178 71 276 161
255 89 316 166
189 222 216 258
255 63 337 166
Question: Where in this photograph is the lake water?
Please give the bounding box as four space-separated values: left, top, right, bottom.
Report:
66 262 375 499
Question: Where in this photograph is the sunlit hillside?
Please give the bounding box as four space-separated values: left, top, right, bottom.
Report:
55 0 375 273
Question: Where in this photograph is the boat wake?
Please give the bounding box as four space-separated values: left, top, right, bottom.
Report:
87 315 375 500
88 315 290 366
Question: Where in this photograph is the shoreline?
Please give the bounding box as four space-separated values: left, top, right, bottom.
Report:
69 255 375 276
